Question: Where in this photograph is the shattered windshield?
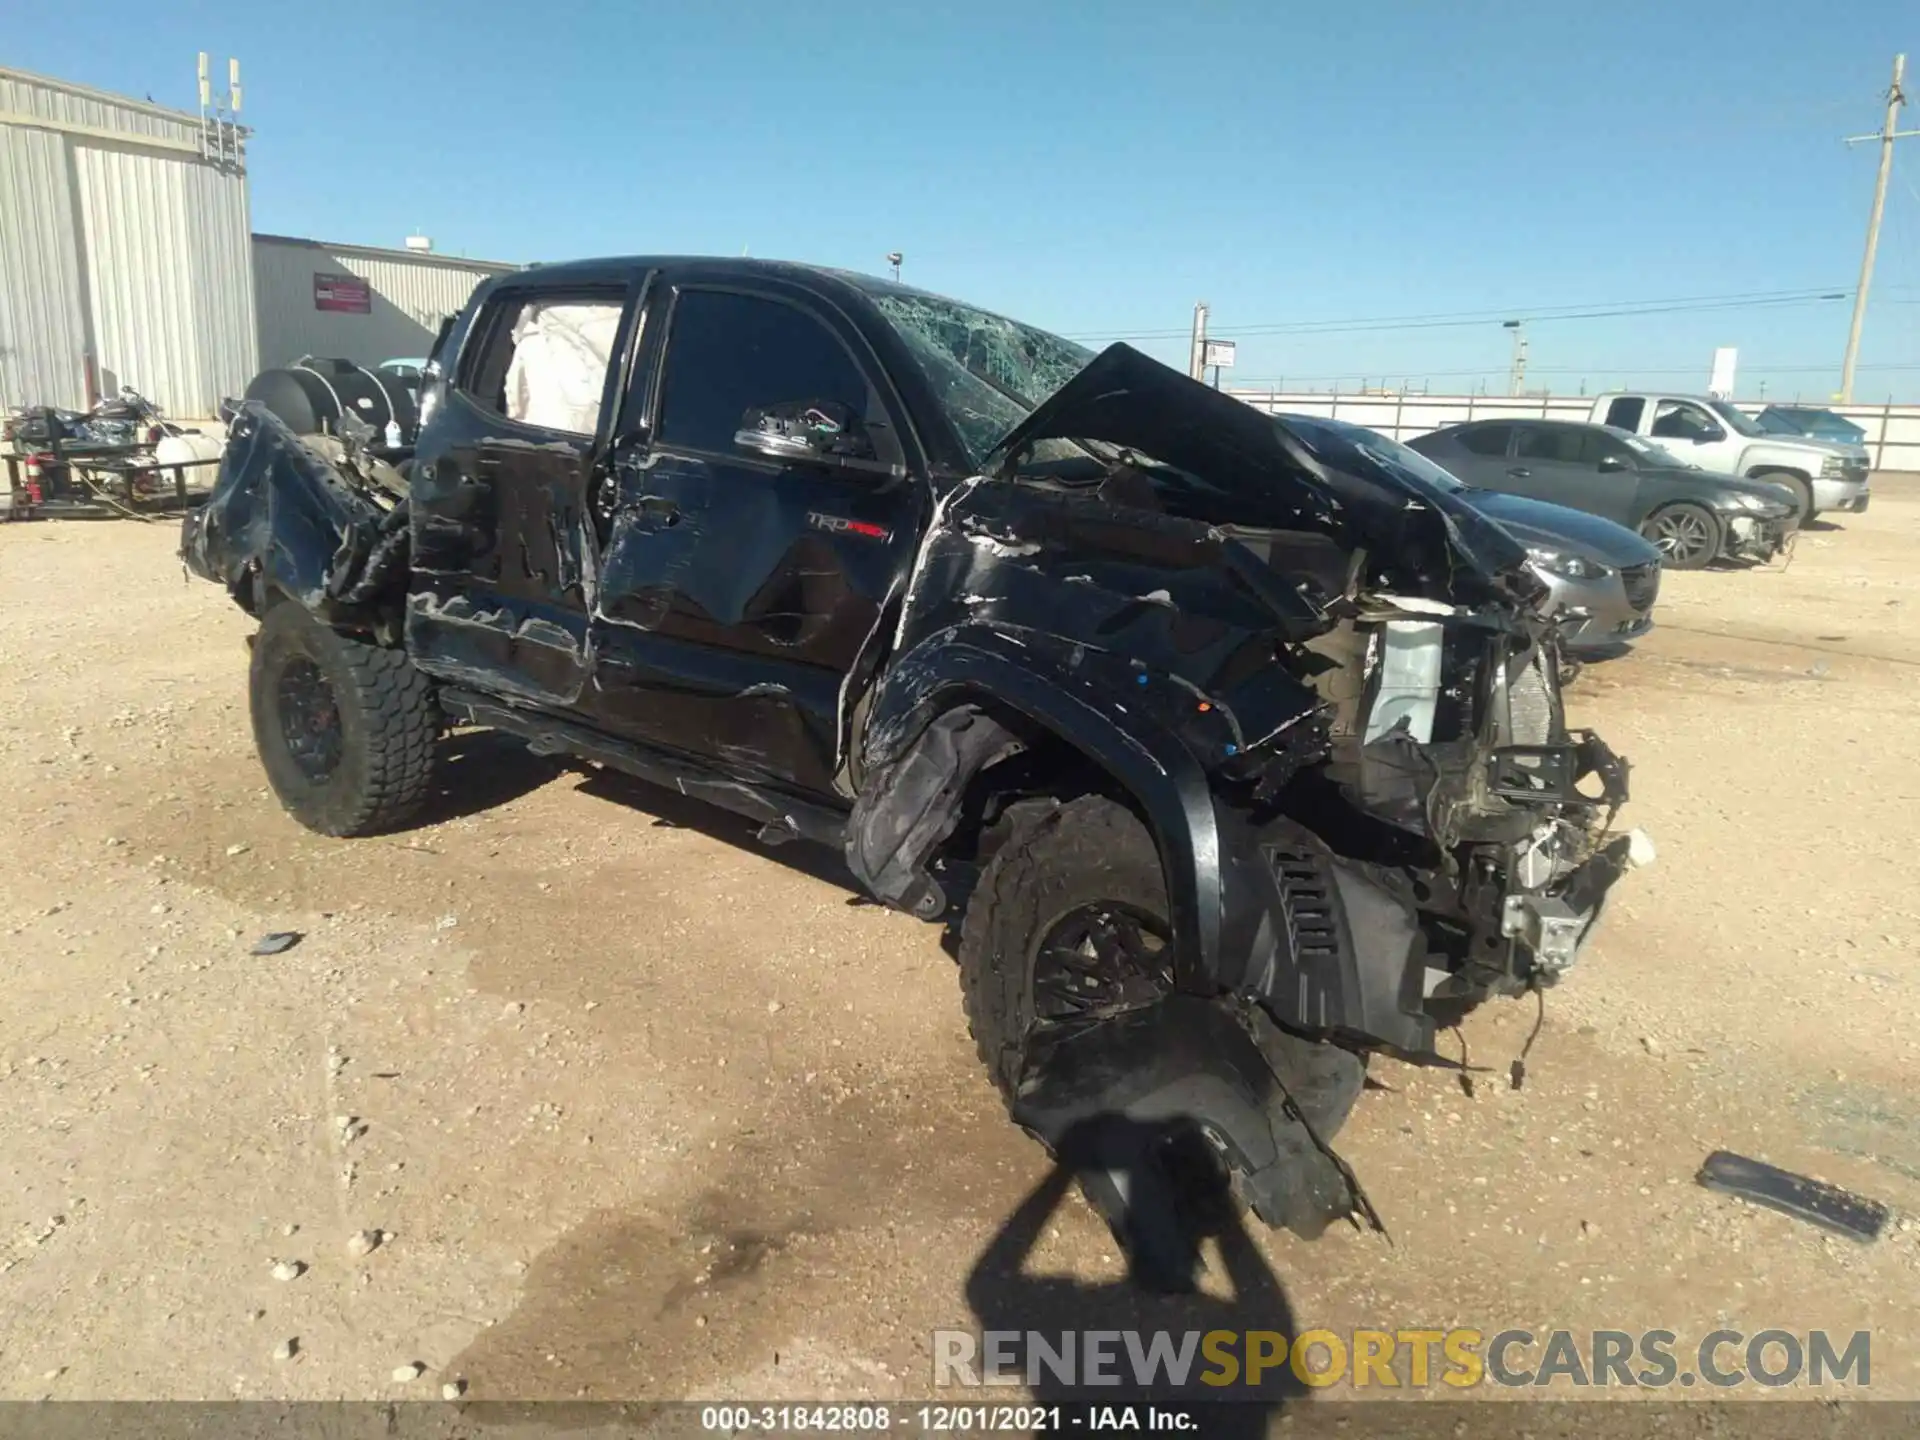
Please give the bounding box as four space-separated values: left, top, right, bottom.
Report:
864 290 1093 467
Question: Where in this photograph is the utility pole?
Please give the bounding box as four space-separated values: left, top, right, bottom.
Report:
1840 54 1915 402
1503 320 1528 396
1188 302 1209 381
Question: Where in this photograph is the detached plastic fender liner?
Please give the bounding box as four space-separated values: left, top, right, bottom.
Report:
858 626 1224 995
1011 995 1355 1238
843 705 1022 919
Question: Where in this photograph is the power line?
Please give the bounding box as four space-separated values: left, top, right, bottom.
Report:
1227 360 1920 387
1061 284 1855 343
1226 291 1849 339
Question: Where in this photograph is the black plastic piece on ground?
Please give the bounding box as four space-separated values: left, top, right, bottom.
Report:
1696 1149 1890 1243
1012 995 1355 1240
250 931 303 956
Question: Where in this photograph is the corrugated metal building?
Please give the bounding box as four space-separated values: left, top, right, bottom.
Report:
0 64 256 416
251 235 517 371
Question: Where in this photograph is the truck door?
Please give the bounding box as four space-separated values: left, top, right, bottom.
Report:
1648 398 1733 469
586 280 925 797
408 275 640 710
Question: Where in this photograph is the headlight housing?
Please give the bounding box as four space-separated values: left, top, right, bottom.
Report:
1820 455 1844 478
1527 547 1613 581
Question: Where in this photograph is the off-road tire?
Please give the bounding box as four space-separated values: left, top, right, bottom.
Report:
1751 469 1812 527
957 794 1364 1136
249 602 438 837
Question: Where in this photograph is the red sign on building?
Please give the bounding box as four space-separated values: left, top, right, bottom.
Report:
313 272 371 314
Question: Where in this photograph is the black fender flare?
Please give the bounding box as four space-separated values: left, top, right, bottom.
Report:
851 624 1437 1054
854 624 1226 994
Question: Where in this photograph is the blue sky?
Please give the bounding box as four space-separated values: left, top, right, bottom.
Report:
11 0 1920 399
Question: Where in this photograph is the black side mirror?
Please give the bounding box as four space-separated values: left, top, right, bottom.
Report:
1597 454 1629 473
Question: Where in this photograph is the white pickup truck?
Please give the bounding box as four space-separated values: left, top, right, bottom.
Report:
1587 392 1871 523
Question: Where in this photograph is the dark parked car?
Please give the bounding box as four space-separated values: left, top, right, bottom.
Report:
1278 415 1661 658
1407 419 1796 569
181 258 1645 1245
1754 405 1867 446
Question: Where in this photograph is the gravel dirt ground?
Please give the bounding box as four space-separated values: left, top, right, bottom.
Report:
2 483 1917 1407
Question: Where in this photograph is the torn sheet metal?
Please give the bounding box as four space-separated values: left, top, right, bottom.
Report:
853 412 1629 1056
869 475 1328 780
179 402 405 625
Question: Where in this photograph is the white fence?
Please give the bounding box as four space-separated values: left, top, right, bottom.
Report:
1231 390 1920 473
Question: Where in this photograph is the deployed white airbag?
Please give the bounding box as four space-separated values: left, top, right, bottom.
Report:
504 301 622 435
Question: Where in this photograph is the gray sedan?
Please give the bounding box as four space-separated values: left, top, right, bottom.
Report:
1278 415 1661 655
1407 419 1796 569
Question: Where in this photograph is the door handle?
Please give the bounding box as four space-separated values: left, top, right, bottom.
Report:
1506 466 1531 478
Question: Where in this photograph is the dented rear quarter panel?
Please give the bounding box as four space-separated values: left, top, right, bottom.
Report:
178 404 399 627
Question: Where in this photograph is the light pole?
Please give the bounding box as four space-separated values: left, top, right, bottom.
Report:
1840 54 1915 401
886 252 903 283
1503 320 1528 396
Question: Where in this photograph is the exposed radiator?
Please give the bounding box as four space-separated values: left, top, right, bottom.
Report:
1508 653 1555 746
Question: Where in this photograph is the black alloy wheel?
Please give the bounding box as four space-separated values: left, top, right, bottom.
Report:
1031 900 1173 1032
275 656 345 781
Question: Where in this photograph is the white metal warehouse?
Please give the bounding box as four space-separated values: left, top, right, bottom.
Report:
251 235 516 372
0 64 255 417
2 62 519 419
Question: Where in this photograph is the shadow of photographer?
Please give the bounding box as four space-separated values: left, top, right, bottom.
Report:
963 1115 1303 1436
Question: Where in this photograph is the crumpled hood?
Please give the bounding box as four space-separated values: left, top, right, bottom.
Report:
987 343 1533 601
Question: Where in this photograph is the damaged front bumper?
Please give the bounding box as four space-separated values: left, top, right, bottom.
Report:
1214 613 1648 1058
1722 512 1794 564
1214 731 1642 1059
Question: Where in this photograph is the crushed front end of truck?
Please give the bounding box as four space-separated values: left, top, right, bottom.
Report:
847 344 1651 1237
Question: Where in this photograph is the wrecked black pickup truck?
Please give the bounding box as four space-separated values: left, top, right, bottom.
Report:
183 258 1650 1242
